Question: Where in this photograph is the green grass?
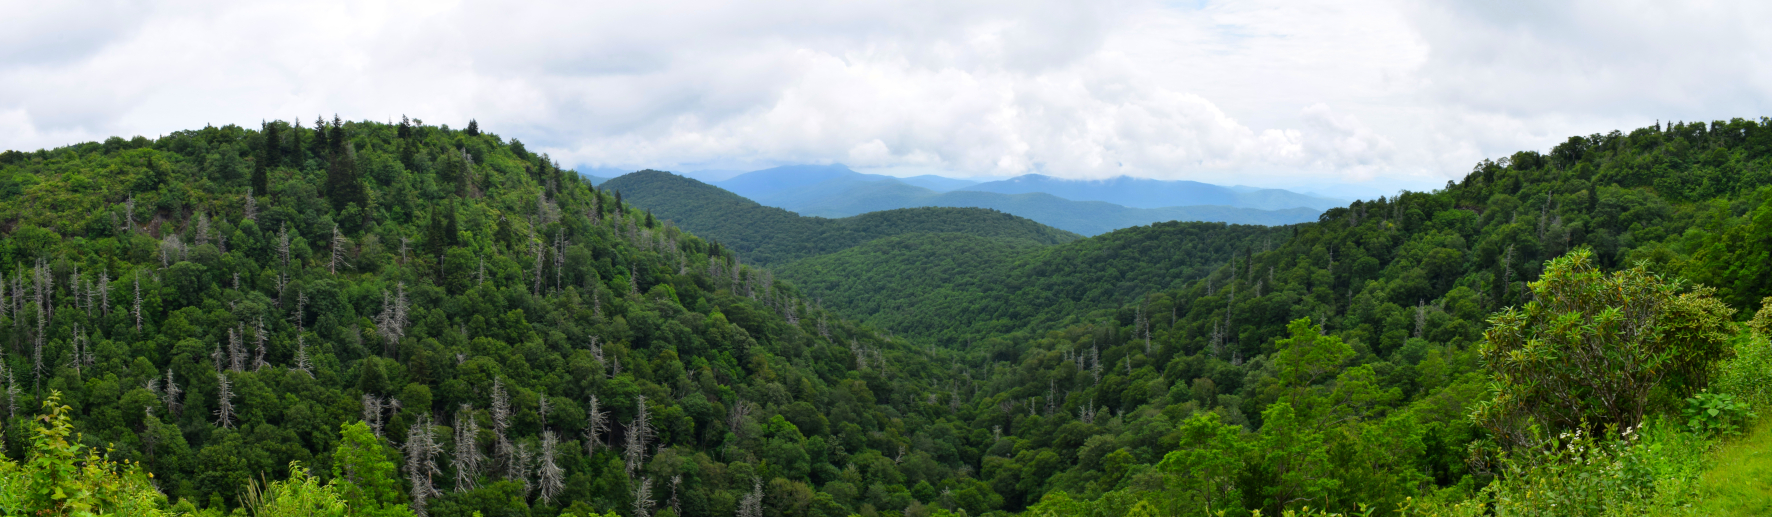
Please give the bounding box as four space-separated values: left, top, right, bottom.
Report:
1692 415 1772 514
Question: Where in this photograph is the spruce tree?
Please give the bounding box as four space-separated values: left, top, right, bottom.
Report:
253 121 275 195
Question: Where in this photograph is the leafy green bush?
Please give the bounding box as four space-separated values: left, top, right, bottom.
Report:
0 391 171 516
1685 392 1756 436
1746 296 1772 336
1407 418 1709 517
242 462 349 516
1474 248 1735 446
1716 329 1772 408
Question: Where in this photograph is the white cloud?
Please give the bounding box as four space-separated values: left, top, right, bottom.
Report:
2 0 1769 196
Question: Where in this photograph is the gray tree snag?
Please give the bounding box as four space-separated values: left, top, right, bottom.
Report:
363 394 385 438
405 415 443 517
214 372 236 429
452 404 483 492
737 477 764 517
490 378 515 479
538 430 565 505
585 394 609 455
293 335 315 378
631 476 655 517
163 369 182 415
624 395 654 479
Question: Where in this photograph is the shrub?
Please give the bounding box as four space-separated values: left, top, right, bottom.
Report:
1474 248 1735 447
1405 417 1708 517
0 391 171 516
1715 330 1772 408
1684 392 1755 436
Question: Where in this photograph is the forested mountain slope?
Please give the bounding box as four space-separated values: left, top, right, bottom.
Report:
918 118 1772 515
0 119 996 517
599 170 1081 264
779 222 1291 345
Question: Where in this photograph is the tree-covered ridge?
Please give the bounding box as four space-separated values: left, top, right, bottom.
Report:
0 118 998 516
778 222 1291 345
599 170 1082 265
913 117 1772 515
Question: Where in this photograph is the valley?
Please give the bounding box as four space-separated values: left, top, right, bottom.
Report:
2 118 1772 516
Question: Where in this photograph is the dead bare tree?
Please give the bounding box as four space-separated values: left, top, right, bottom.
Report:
491 378 515 479
227 325 246 372
624 395 653 479
330 226 346 274
668 475 682 516
453 404 483 491
538 430 565 505
292 335 314 378
404 415 443 516
737 477 764 517
214 372 236 429
363 394 385 438
585 394 609 455
512 442 534 496
97 268 110 319
243 189 258 222
195 212 211 245
631 476 655 517
163 369 182 415
727 400 752 443
252 318 269 371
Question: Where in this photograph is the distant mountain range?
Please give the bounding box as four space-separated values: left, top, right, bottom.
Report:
599 170 1079 264
705 164 1324 235
959 173 1346 210
582 164 1335 235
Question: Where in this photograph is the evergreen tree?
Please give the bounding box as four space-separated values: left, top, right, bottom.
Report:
255 120 277 194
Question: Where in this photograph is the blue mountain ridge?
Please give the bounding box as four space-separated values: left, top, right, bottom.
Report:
712 164 1321 235
958 173 1346 210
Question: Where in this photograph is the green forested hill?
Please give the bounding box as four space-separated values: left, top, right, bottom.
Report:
0 120 999 517
915 118 1772 515
599 170 1081 264
779 222 1291 344
606 170 1287 346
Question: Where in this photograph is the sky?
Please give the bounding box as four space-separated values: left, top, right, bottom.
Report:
3 0 1770 198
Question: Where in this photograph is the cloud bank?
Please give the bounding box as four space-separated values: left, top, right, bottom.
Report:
2 0 1769 194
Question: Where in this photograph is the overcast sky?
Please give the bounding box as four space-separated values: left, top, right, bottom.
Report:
3 0 1769 197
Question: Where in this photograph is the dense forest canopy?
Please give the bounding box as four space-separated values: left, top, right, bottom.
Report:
777 223 1287 345
0 118 964 516
1 117 1772 515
